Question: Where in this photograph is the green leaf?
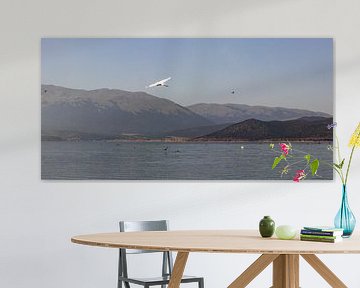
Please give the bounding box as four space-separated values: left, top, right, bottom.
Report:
304 154 311 164
272 154 284 169
310 159 319 176
339 158 345 169
334 159 344 169
269 143 275 149
272 157 281 169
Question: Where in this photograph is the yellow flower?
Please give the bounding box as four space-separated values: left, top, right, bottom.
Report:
349 122 360 148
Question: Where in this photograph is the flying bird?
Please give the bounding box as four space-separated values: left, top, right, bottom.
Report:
147 77 171 88
327 122 337 130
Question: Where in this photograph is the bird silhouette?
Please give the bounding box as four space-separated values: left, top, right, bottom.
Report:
147 77 171 88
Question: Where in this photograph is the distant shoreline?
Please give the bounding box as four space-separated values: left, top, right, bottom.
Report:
41 138 333 144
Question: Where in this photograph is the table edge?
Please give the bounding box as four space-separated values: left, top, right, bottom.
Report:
71 236 360 255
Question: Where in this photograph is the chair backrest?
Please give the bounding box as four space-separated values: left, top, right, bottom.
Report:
119 220 169 254
118 220 174 283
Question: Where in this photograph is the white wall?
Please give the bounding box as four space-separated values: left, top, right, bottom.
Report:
1 0 360 287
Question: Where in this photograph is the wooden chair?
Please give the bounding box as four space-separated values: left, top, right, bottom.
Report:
118 220 204 288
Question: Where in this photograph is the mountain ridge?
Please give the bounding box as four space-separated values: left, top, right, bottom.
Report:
195 117 333 141
41 85 333 140
41 84 212 137
187 103 331 124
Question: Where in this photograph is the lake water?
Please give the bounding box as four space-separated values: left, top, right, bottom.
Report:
41 141 333 180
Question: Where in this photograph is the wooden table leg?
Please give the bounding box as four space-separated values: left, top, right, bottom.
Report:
288 255 299 288
228 254 279 288
301 254 347 288
272 254 299 288
168 252 189 288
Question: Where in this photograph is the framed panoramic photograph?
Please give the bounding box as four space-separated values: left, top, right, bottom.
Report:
41 38 333 180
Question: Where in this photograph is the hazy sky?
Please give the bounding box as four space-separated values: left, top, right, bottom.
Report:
42 38 333 114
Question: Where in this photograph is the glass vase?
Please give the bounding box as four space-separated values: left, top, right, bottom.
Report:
334 185 356 237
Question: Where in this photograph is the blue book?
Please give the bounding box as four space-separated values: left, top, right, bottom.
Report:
302 226 343 237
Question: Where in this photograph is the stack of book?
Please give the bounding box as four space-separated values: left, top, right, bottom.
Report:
300 226 344 243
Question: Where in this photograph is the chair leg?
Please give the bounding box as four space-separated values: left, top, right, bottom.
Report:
198 278 204 288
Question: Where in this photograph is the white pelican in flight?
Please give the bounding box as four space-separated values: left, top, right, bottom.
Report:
147 77 171 88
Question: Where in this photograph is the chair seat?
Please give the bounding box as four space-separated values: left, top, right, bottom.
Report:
119 275 203 285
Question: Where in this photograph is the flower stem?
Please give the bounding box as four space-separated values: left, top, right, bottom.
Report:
345 145 356 185
335 135 345 184
323 161 344 182
345 129 360 185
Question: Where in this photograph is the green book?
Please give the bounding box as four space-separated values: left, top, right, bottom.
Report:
300 234 340 240
300 236 342 243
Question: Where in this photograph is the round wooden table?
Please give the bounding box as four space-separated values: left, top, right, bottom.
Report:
72 230 360 288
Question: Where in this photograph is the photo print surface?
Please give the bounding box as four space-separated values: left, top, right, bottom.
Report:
41 38 333 180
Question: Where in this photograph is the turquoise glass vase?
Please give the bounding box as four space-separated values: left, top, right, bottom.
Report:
334 185 356 237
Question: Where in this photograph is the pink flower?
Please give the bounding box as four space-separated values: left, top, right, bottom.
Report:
293 170 306 182
279 143 290 156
